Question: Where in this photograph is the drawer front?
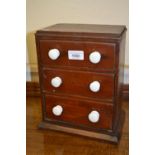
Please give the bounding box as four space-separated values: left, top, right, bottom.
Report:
42 69 114 100
39 40 115 71
44 94 113 130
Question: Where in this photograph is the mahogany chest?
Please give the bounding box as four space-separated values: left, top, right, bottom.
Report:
35 24 126 143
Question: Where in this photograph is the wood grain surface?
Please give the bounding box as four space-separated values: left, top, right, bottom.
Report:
39 40 116 72
26 82 129 101
42 68 114 101
36 23 126 39
44 94 114 130
26 96 129 155
35 24 127 143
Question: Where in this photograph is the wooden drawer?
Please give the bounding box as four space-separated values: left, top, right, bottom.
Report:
42 68 114 100
44 94 114 130
39 40 116 71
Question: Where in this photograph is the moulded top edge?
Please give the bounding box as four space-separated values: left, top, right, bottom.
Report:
35 23 127 39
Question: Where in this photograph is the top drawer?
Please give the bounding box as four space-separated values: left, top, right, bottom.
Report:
38 40 116 71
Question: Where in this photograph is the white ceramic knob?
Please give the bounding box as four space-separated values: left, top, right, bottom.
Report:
52 105 63 116
51 77 62 88
48 49 60 60
88 111 100 123
89 81 100 92
89 51 101 64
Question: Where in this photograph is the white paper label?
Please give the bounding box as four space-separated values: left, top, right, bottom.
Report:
68 50 84 60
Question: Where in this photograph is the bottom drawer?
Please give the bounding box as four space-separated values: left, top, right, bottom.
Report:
44 94 114 131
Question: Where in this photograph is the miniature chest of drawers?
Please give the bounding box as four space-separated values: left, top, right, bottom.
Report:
35 24 126 143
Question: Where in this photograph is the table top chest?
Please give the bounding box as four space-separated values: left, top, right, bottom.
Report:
35 23 126 143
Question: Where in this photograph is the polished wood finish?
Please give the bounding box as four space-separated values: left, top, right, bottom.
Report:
26 82 40 97
39 40 115 71
26 96 129 154
122 85 129 101
37 23 126 39
35 24 127 143
44 94 113 130
39 122 118 143
42 68 114 101
26 81 129 100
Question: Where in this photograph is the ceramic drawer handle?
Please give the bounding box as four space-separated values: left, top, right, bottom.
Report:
88 111 100 123
52 105 63 116
89 81 100 92
48 49 60 60
89 51 101 64
51 77 62 88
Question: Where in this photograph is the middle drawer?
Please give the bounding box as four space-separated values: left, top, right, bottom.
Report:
42 68 114 100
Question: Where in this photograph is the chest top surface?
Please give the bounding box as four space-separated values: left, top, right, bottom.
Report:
36 23 126 39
